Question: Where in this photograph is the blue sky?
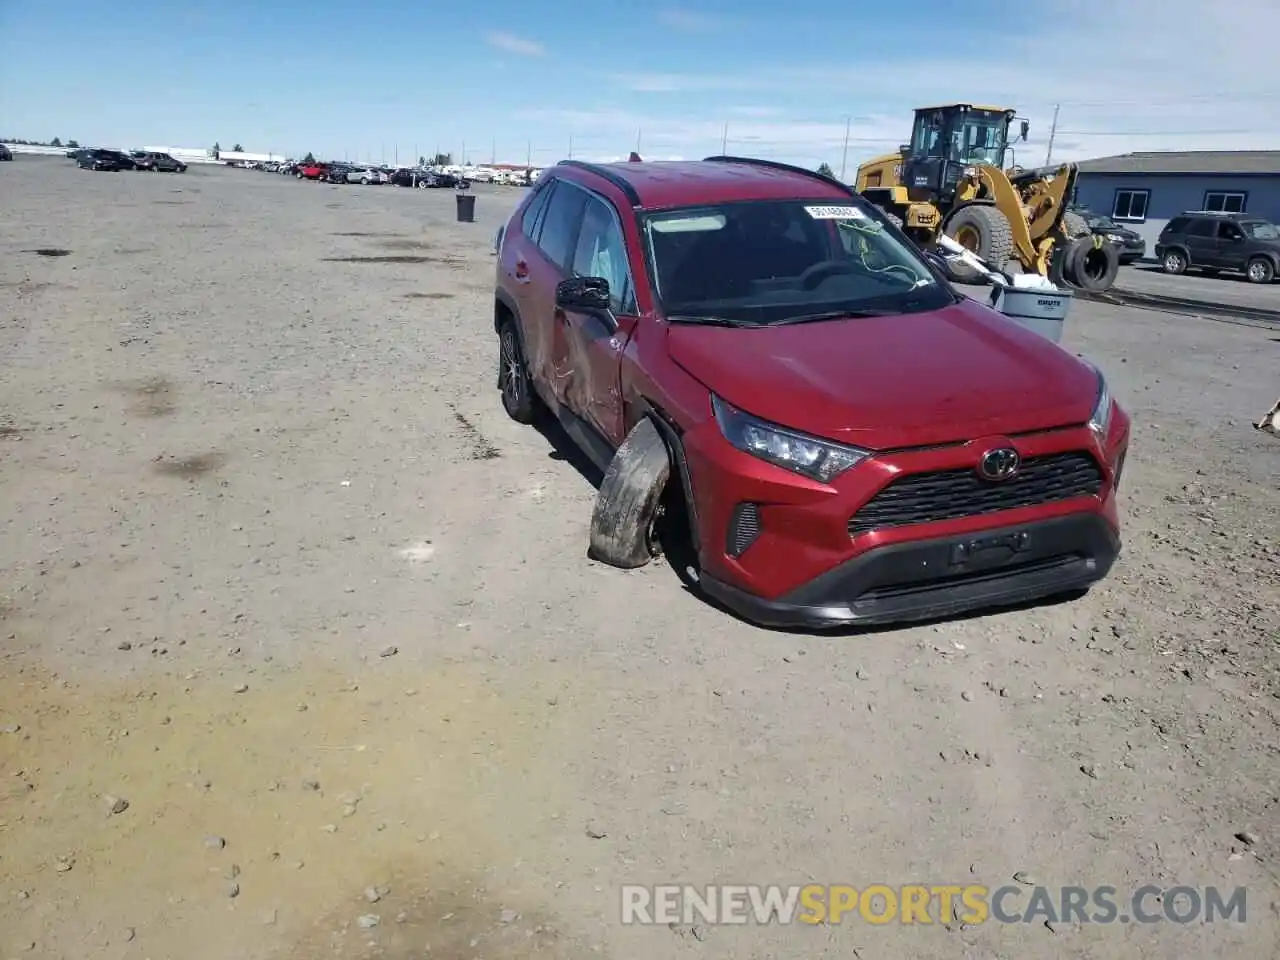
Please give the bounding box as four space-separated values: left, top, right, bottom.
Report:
3 0 1278 167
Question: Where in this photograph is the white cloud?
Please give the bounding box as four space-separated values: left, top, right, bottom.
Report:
657 9 726 32
558 0 1280 165
485 31 545 57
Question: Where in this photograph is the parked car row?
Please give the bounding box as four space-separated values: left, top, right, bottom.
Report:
241 158 475 189
65 147 186 172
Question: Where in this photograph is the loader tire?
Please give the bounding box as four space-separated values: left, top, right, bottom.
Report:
1062 211 1092 239
587 418 672 570
1067 236 1120 291
944 205 1014 268
876 207 903 229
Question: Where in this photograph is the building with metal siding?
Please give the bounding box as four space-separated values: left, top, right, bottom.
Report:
1072 151 1280 261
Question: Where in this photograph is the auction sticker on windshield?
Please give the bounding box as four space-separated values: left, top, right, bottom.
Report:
804 205 868 220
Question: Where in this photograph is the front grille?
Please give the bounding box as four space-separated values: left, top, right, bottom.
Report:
849 452 1103 536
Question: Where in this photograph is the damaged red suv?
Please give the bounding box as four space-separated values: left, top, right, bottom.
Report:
493 157 1128 629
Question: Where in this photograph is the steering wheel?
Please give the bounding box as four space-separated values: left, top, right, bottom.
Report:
798 259 859 290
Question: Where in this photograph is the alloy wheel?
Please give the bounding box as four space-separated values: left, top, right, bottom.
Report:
500 329 524 411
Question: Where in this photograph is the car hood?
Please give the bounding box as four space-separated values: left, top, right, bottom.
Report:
666 297 1099 450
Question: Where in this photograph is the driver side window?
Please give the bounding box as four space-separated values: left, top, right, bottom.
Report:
571 195 636 314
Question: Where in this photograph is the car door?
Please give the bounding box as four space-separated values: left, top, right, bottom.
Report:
510 180 589 391
552 191 638 447
1215 221 1246 268
1183 219 1218 266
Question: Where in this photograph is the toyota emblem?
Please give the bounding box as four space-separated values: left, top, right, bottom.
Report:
978 447 1020 481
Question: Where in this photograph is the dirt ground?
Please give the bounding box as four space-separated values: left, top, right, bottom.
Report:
1112 263 1280 313
1 156 1277 960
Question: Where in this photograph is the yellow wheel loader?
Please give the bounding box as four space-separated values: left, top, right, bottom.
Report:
854 103 1119 291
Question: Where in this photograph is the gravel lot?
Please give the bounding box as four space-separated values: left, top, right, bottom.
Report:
1113 263 1280 313
1 156 1278 960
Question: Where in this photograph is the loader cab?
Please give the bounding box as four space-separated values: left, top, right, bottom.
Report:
902 104 1018 199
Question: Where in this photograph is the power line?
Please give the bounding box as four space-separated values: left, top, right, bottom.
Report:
1056 129 1258 136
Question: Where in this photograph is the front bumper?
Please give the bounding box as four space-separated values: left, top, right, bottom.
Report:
699 513 1119 629
679 410 1129 630
1119 242 1145 263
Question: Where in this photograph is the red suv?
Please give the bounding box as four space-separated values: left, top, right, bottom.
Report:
493 157 1129 629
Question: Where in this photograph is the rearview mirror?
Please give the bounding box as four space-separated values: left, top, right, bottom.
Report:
556 276 612 313
1020 120 1030 141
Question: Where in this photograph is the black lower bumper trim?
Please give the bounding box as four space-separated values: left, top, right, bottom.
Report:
699 513 1120 630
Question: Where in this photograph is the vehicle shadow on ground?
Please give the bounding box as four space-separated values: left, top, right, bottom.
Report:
1133 264 1278 284
532 415 604 488
530 412 1089 637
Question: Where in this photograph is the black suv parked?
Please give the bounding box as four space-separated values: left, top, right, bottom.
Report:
1155 211 1280 283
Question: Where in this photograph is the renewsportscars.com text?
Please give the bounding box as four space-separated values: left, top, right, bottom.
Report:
621 884 1248 926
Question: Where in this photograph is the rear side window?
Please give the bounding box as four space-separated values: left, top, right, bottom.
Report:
1163 217 1190 235
535 181 589 271
1186 219 1216 237
521 182 553 240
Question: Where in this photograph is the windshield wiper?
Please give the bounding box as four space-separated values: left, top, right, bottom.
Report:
766 291 949 326
666 314 758 328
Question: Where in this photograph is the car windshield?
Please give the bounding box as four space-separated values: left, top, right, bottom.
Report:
1242 221 1280 240
642 199 953 325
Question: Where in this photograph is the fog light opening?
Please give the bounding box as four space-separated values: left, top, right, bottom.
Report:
727 502 763 558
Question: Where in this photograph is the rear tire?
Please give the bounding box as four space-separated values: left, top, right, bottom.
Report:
944 205 1015 267
1246 256 1275 284
497 317 538 424
1162 249 1188 274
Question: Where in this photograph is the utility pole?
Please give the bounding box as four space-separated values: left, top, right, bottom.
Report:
491 137 496 165
1045 104 1060 165
461 140 466 165
526 140 531 170
636 128 642 154
839 116 851 181
568 134 574 159
721 121 728 154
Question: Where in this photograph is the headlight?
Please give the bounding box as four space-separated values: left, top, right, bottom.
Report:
711 395 869 483
1085 363 1113 441
1106 234 1125 243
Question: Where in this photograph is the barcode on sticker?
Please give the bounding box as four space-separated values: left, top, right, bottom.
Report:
804 205 866 220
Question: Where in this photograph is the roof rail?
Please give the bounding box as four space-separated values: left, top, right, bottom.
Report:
1181 209 1237 215
702 155 857 198
556 159 642 206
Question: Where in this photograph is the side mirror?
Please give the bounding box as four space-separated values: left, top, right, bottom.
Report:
1020 120 1030 141
924 251 959 281
556 276 612 313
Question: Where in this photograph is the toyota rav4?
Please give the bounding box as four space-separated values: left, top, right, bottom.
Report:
493 157 1129 629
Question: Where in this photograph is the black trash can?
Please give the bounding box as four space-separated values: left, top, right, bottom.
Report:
455 192 476 223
